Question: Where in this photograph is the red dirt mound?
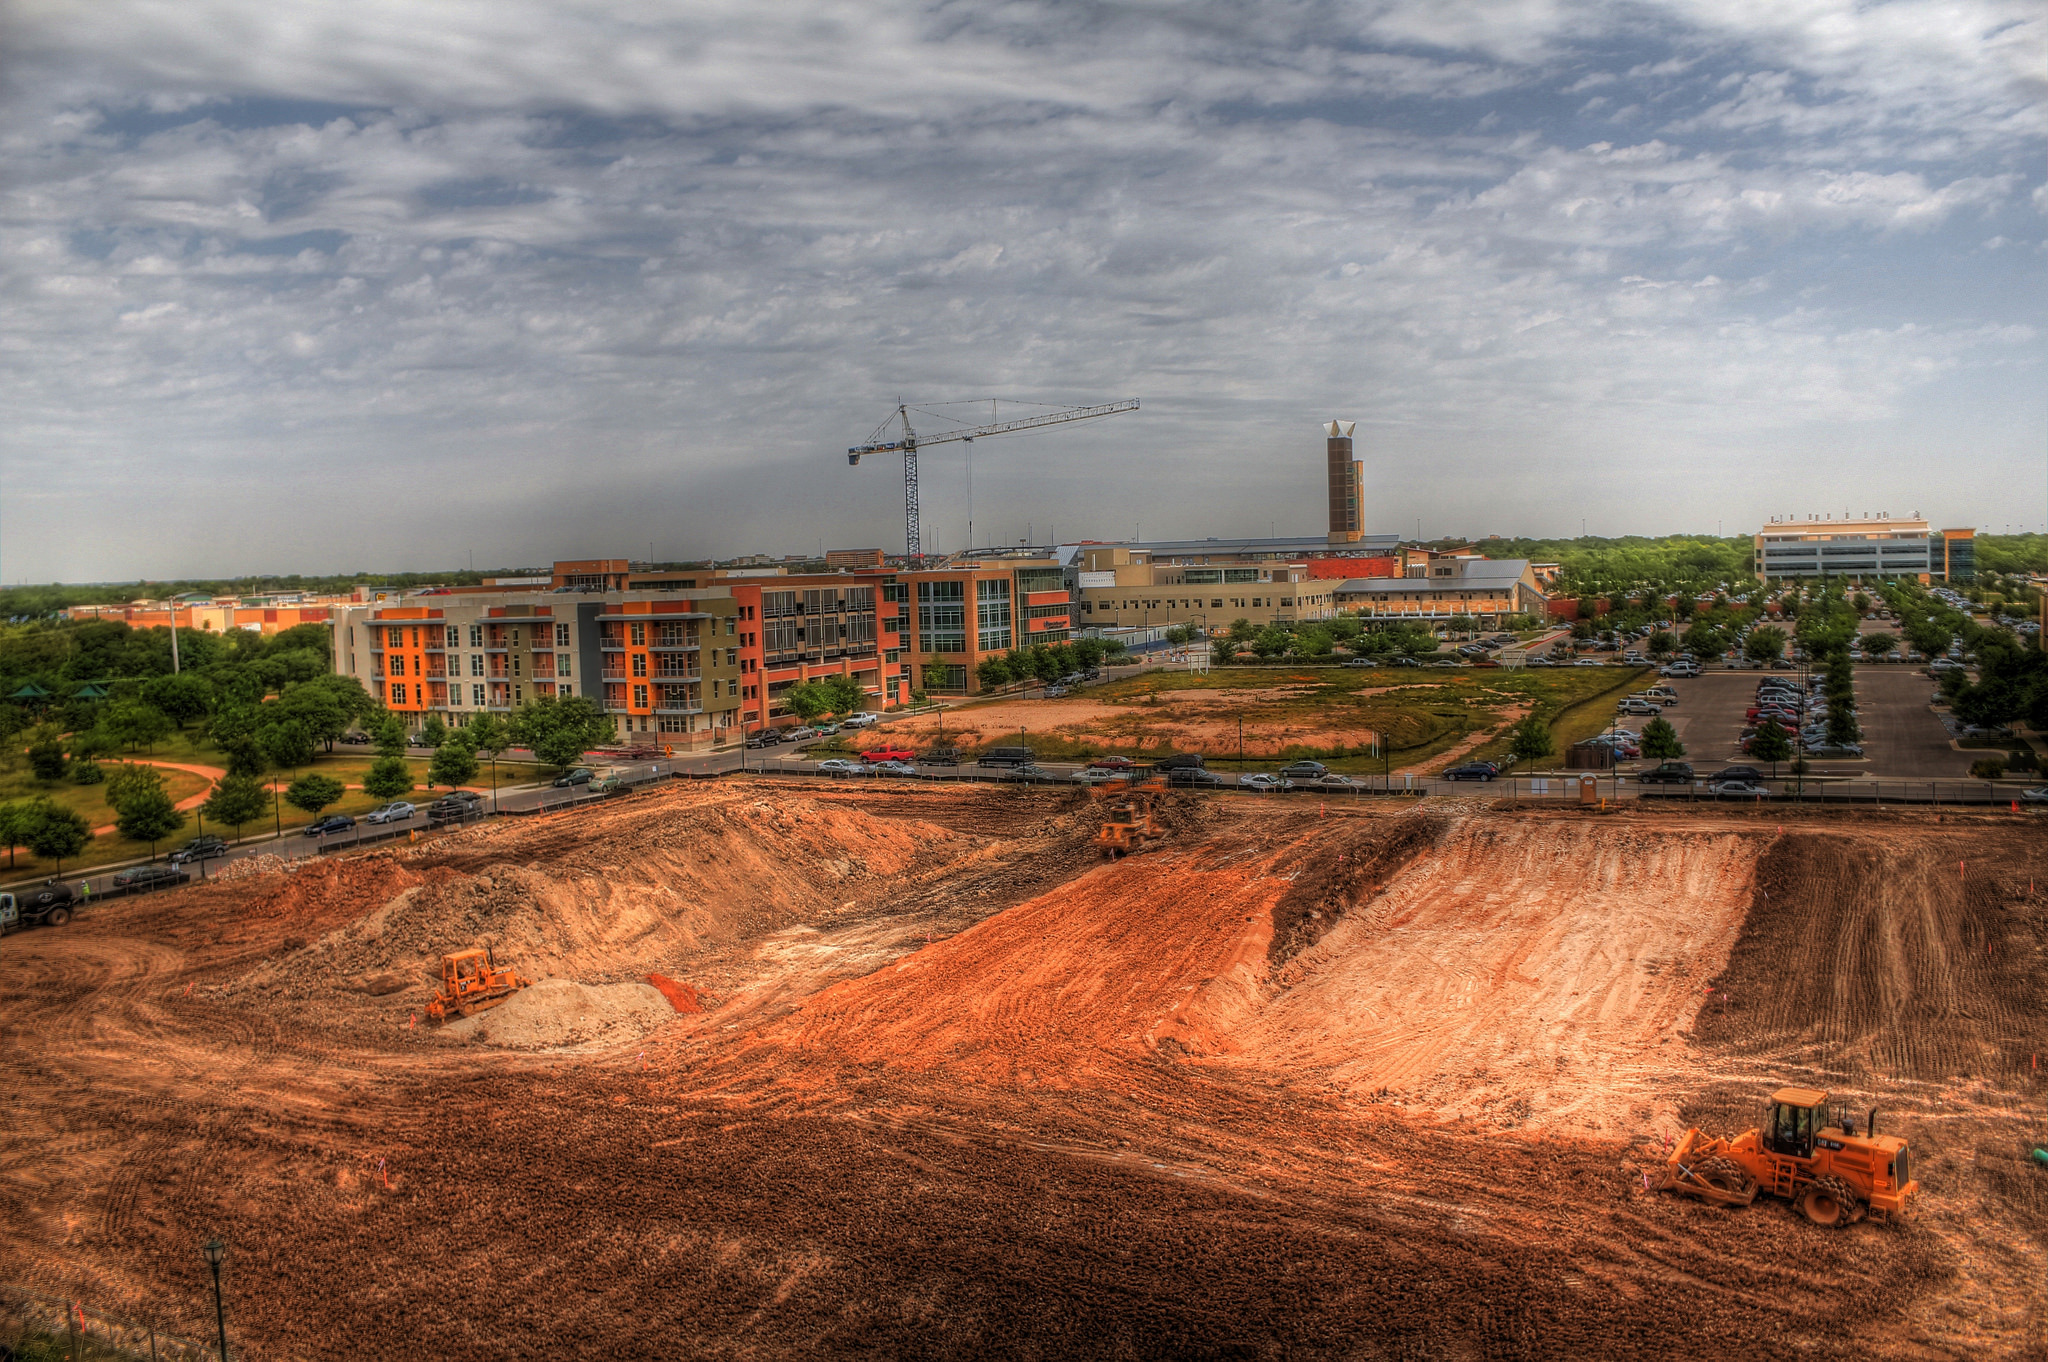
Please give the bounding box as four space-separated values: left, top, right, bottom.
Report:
646 973 703 1013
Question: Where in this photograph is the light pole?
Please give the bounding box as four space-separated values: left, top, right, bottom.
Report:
201 1236 229 1362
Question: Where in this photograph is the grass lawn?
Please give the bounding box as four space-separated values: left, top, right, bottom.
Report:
0 728 548 883
896 663 1655 774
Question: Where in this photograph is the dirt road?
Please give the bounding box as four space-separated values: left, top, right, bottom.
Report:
2 784 2043 1357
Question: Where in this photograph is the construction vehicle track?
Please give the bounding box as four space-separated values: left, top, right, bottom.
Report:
1 783 2043 1357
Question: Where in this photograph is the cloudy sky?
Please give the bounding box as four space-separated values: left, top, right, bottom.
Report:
2 0 2042 581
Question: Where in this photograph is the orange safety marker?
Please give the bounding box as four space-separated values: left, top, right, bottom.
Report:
408 1012 417 1028
378 1157 391 1190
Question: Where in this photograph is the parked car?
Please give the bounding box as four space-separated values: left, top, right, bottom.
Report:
812 723 841 736
859 745 916 764
1152 753 1206 771
1165 767 1227 788
815 759 865 777
1087 755 1136 771
1387 657 1421 668
745 732 782 749
1042 685 1070 698
1070 767 1128 786
1238 773 1285 791
784 727 820 743
552 768 594 788
1714 780 1772 799
1443 763 1498 782
339 731 373 745
1000 763 1062 784
1802 744 1864 758
1343 658 1378 668
1278 760 1327 779
1637 762 1695 785
1617 698 1659 716
976 746 1037 768
1659 662 1700 677
304 814 356 837
841 713 881 729
1290 773 1366 792
169 835 228 865
918 747 961 766
428 791 485 820
1706 766 1763 787
111 864 192 891
364 801 417 825
2019 787 2048 804
1573 658 1607 667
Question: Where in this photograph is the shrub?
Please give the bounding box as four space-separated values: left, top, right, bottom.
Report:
1968 758 2006 780
2004 747 2039 773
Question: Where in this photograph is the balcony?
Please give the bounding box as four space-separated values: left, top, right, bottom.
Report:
649 640 700 652
654 705 703 716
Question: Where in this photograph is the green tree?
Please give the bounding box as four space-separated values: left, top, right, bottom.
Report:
820 674 867 716
105 763 169 815
921 658 958 691
1227 618 1255 643
466 712 510 760
782 683 830 724
1163 625 1193 646
1507 715 1554 764
1647 630 1676 658
273 683 348 751
26 726 68 782
1860 632 1898 656
418 715 449 749
199 773 270 840
976 655 1014 690
1825 705 1862 748
284 772 347 817
101 699 173 752
1744 625 1787 664
508 694 613 772
1251 627 1289 659
258 718 318 770
115 787 186 860
375 716 408 757
1851 592 1871 615
0 801 30 867
23 800 92 873
1749 717 1793 777
428 733 479 792
362 755 415 801
1640 716 1685 760
138 673 216 729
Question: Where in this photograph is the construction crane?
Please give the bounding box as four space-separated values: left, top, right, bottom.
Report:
848 398 1139 561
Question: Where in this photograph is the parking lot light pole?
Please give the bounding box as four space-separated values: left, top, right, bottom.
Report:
201 1237 229 1362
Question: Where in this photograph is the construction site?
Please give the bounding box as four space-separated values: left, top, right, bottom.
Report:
2 781 2045 1358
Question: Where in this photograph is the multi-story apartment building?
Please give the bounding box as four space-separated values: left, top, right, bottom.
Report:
331 590 744 747
1752 517 1975 582
329 552 1082 740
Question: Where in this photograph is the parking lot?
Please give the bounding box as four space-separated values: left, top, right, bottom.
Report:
1628 661 1976 781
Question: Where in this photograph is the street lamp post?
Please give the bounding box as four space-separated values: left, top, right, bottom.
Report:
201 1237 229 1362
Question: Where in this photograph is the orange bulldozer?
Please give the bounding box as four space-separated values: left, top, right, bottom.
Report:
425 947 532 1022
1655 1085 1919 1227
1091 777 1169 859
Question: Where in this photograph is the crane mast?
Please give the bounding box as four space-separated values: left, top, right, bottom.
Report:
848 398 1139 561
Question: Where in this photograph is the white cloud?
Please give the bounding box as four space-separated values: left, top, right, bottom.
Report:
0 0 2041 577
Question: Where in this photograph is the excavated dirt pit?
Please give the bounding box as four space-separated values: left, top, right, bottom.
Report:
2 781 2045 1358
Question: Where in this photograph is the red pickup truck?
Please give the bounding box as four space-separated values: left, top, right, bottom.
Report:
859 745 917 764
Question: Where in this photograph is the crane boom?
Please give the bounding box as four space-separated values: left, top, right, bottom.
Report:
847 398 1139 561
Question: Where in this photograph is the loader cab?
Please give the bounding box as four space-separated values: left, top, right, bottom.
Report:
1765 1086 1830 1159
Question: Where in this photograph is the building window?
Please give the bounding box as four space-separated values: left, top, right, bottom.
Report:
631 654 647 677
554 623 569 647
726 647 737 667
976 579 1012 652
633 684 649 709
472 683 486 706
391 683 408 704
468 654 482 676
917 580 967 653
469 624 483 647
558 653 571 676
630 622 647 646
726 617 737 635
658 715 686 733
444 625 458 647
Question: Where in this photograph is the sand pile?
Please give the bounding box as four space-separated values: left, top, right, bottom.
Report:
228 786 975 1008
442 978 677 1049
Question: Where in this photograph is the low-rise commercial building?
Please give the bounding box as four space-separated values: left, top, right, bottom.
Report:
1070 540 1353 631
1334 558 1547 621
1753 516 1975 582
